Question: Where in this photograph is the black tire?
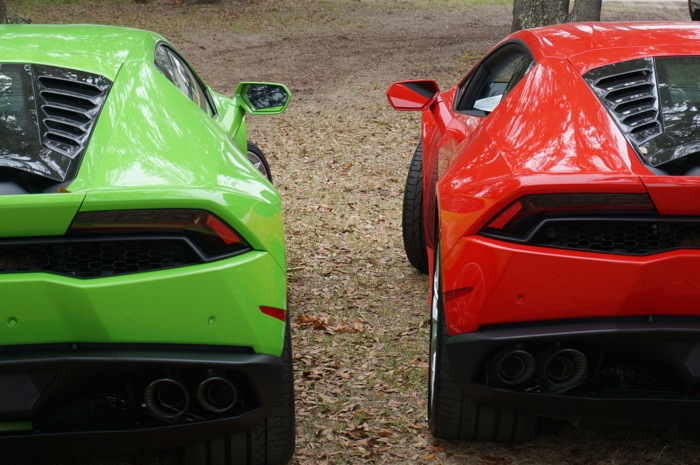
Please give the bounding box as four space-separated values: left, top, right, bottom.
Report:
429 239 537 442
181 322 295 465
402 141 428 273
691 0 700 20
247 141 273 183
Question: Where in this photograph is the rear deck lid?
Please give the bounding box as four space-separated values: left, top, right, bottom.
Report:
0 192 85 237
640 176 700 216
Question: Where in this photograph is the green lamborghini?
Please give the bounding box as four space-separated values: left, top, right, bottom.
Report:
0 24 293 464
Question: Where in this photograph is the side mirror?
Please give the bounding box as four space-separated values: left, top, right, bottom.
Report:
386 80 439 111
234 82 291 115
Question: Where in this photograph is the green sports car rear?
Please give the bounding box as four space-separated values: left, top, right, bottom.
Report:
0 24 294 464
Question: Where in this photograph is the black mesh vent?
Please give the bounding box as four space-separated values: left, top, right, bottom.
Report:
531 219 700 255
0 238 203 278
599 364 678 393
42 394 132 427
34 66 111 160
585 58 662 145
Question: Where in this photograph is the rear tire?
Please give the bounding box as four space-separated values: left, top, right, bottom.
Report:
429 239 537 441
402 141 428 273
691 0 700 20
181 321 295 465
247 141 273 182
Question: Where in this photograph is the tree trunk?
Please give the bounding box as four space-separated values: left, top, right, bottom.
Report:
0 1 6 24
511 0 569 32
569 0 603 22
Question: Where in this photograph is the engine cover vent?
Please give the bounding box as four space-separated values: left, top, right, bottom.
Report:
584 58 662 145
35 65 111 163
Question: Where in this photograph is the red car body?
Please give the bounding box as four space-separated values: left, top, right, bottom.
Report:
388 22 700 439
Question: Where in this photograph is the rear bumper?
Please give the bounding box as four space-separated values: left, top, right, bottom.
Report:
446 319 700 426
0 345 283 460
0 250 286 355
442 235 700 334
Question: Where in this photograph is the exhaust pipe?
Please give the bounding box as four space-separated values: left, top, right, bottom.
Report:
197 376 238 413
541 348 587 389
490 349 536 386
144 378 189 419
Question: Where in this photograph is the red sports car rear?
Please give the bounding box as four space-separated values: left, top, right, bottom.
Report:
388 22 700 441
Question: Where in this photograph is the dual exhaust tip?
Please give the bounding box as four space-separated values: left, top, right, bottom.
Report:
144 376 238 420
491 348 588 391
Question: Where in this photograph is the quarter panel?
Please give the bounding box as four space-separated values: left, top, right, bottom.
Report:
73 60 266 192
70 60 286 269
435 56 651 259
484 58 638 176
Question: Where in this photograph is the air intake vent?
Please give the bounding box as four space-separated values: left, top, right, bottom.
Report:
531 218 700 256
0 237 203 278
584 58 662 145
34 65 111 160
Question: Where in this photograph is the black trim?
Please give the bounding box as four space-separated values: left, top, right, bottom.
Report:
405 81 438 100
481 215 700 256
0 234 252 278
0 346 284 460
584 58 662 147
446 319 700 426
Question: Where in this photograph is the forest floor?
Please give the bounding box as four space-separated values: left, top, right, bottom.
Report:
7 0 700 463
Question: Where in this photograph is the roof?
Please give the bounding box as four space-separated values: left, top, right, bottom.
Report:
512 22 700 74
0 24 163 79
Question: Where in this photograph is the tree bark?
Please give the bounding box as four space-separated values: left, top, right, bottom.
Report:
512 0 603 32
511 0 569 32
0 1 6 24
569 0 603 22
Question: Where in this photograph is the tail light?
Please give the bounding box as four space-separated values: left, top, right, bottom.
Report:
68 209 250 258
480 193 657 240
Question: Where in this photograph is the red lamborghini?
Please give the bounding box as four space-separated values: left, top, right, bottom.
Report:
388 22 700 441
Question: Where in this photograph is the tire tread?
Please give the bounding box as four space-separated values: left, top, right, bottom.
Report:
402 142 429 273
429 237 537 443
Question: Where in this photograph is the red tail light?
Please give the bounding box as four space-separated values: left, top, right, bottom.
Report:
68 209 250 257
481 194 657 239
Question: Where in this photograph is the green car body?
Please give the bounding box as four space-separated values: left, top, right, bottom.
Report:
0 24 294 464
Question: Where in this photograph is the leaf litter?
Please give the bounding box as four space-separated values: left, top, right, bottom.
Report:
10 0 700 464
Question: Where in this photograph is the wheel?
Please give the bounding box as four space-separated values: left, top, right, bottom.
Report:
691 0 700 20
247 141 273 182
429 238 537 441
181 321 295 465
402 141 428 273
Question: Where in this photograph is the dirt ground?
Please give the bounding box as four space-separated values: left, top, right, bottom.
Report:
8 0 700 464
